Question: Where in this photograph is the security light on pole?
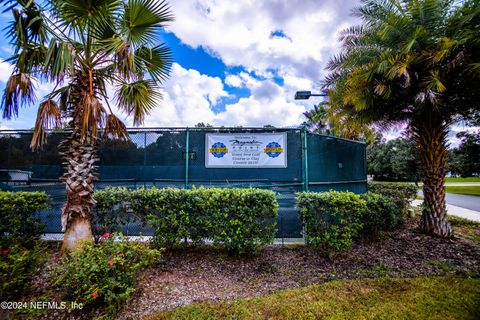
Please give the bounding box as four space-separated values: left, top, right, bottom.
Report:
295 89 334 136
294 90 328 100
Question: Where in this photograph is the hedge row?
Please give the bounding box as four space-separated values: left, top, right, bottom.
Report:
0 191 49 248
367 181 417 213
94 187 278 255
296 191 403 251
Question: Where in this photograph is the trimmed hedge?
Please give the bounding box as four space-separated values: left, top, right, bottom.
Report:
296 191 366 251
296 191 402 251
360 193 403 239
0 191 49 248
93 187 145 240
94 187 278 255
367 181 417 213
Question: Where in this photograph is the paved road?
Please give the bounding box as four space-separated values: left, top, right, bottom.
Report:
418 190 480 211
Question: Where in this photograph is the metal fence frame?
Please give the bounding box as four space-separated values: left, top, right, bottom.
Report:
0 127 367 239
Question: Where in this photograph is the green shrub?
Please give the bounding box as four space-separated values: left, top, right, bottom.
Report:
0 243 45 300
129 188 197 247
367 181 417 213
296 191 366 251
200 188 278 255
95 187 278 255
55 234 162 316
134 187 278 255
0 191 49 248
93 187 146 240
360 193 403 239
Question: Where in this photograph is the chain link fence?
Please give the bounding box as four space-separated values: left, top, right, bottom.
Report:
0 127 367 240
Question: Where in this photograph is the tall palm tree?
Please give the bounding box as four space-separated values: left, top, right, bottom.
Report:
325 90 377 143
303 96 377 143
1 0 173 250
325 0 480 237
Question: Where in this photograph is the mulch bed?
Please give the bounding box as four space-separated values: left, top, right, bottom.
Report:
10 217 480 319
118 218 480 319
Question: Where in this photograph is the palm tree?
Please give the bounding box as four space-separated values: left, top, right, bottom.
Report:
1 0 173 250
303 103 329 133
325 0 480 237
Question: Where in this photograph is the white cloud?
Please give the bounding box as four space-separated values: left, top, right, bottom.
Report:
0 124 13 130
448 125 479 148
162 0 359 129
216 74 307 127
224 74 243 88
143 63 227 127
142 63 307 127
0 60 13 83
167 0 359 82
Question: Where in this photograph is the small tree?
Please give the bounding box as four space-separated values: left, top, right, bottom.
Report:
367 137 420 181
448 130 480 177
1 0 173 250
325 0 480 237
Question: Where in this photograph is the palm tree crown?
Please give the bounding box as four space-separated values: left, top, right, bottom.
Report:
1 0 174 250
324 0 480 237
2 0 173 147
325 0 479 123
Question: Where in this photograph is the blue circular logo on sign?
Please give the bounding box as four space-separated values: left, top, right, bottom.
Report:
210 142 228 158
264 142 283 158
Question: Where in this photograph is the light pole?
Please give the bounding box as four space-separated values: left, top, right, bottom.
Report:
294 90 327 100
294 90 334 136
295 90 330 192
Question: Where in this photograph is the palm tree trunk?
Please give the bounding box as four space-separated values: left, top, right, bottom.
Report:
414 115 452 237
60 130 98 250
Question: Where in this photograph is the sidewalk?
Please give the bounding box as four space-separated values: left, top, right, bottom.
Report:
412 200 480 222
416 182 480 186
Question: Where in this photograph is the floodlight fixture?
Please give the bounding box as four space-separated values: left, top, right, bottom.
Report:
294 90 328 100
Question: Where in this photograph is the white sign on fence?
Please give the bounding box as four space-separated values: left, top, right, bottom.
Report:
205 132 287 168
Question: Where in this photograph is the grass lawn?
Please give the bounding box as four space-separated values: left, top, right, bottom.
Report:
445 186 480 196
445 177 480 182
450 216 480 242
148 277 480 320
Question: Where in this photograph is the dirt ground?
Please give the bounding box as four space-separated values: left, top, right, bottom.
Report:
118 218 479 319
9 217 480 319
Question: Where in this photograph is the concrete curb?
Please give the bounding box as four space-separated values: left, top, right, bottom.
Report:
411 200 480 222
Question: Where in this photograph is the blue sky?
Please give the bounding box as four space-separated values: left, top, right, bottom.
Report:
0 0 475 145
1 0 359 131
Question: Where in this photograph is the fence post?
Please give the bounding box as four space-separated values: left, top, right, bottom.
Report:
143 132 147 188
301 126 309 192
185 127 189 189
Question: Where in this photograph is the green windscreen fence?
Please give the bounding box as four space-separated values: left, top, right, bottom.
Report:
0 128 366 239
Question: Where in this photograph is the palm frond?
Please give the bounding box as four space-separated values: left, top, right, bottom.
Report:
1 72 36 119
31 99 62 149
73 94 106 141
104 113 129 140
5 2 47 49
135 44 172 82
115 79 161 126
423 69 447 94
49 0 121 30
112 39 136 81
44 39 76 82
121 0 173 47
466 62 480 76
